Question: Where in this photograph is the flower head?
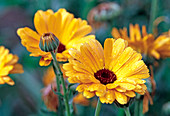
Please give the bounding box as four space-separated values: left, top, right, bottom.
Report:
63 38 149 104
0 46 24 85
17 9 95 66
111 24 170 59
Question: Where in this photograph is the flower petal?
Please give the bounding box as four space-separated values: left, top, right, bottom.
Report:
115 91 127 104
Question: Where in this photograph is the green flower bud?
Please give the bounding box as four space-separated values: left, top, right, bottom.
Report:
39 32 59 52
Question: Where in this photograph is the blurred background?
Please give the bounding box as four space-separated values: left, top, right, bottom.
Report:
0 0 170 116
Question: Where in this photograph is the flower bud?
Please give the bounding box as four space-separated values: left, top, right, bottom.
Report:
39 32 59 52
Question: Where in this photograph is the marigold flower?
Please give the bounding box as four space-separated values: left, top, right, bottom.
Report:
63 38 149 104
0 46 24 85
17 9 94 66
111 24 170 59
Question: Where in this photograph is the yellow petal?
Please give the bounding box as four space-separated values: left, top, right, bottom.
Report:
80 44 99 73
83 90 95 98
87 84 106 97
111 28 121 39
3 76 15 85
104 38 115 69
115 52 142 78
112 47 134 73
39 57 51 66
76 84 88 92
125 91 136 97
118 83 136 90
115 91 127 104
34 10 52 35
108 39 126 70
0 77 5 85
115 86 126 92
0 66 13 76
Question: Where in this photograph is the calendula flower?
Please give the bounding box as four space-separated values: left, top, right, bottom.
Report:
63 38 149 104
17 9 94 66
111 24 170 59
0 46 23 85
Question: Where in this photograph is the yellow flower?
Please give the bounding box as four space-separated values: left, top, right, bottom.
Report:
111 24 170 59
0 46 24 85
63 38 149 104
17 9 95 66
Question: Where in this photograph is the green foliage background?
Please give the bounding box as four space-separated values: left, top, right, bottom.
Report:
0 0 170 116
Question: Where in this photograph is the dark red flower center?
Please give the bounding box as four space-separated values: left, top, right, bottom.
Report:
94 68 117 85
57 42 66 53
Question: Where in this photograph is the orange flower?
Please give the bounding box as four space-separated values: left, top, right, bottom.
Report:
17 9 95 66
0 46 23 85
111 24 170 59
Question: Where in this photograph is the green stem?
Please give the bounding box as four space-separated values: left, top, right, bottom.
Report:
134 99 139 116
52 64 63 116
149 0 158 33
95 99 102 116
51 51 71 116
139 99 144 116
124 107 131 116
134 94 143 116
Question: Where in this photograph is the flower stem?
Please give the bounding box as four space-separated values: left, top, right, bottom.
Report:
123 107 131 116
134 94 143 116
149 0 158 33
95 99 102 116
51 51 71 116
52 64 63 116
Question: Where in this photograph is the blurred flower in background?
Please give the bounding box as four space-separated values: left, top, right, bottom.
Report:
87 2 121 30
111 24 170 60
0 46 23 85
